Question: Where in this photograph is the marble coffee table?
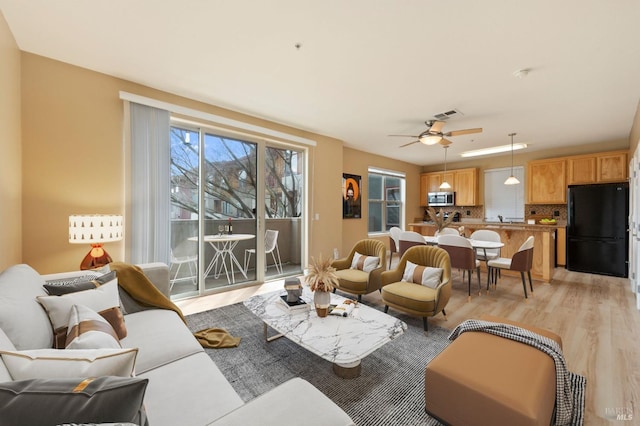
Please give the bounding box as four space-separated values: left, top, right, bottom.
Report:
243 287 406 378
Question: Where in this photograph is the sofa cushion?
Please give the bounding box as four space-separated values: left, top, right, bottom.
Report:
120 309 203 374
0 348 138 380
139 352 243 426
0 327 15 382
0 376 148 426
0 264 53 350
65 304 121 349
37 279 126 348
209 377 356 426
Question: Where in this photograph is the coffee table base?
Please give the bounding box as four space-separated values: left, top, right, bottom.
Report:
332 361 361 379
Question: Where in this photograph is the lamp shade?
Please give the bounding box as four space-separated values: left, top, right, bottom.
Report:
69 215 124 244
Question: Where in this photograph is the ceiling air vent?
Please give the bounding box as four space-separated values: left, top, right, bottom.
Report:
432 109 462 121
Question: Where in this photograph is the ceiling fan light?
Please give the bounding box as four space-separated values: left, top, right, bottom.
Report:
504 175 520 185
439 181 452 189
420 134 442 145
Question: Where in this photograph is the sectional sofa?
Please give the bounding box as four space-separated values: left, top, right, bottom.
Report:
0 262 354 426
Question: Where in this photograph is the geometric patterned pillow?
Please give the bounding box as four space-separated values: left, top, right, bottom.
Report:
402 261 443 289
65 304 121 349
43 271 116 296
350 252 380 273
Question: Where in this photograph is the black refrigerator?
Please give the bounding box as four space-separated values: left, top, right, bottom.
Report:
567 182 629 277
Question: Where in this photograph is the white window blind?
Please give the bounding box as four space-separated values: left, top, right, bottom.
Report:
484 166 525 222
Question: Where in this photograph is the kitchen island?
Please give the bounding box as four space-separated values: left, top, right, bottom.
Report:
409 221 565 283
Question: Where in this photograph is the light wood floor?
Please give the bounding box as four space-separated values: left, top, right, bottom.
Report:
176 266 640 425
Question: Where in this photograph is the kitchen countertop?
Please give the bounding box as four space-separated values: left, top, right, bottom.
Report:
409 221 566 230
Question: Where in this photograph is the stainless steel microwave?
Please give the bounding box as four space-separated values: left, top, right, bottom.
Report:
428 192 455 207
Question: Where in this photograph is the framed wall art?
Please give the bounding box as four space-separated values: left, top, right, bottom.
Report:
342 173 361 219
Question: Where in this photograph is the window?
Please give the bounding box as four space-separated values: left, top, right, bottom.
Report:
484 166 525 222
368 168 405 233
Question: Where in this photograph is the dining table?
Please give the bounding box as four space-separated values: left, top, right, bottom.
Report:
188 234 255 284
423 236 505 260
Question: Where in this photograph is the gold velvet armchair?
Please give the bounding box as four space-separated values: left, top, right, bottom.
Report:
331 239 387 302
380 245 451 331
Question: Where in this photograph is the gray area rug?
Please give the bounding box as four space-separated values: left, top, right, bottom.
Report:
186 303 585 426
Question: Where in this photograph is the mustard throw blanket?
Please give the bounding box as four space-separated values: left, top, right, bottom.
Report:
110 262 241 348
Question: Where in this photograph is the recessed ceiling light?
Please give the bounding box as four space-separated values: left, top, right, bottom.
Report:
460 143 528 158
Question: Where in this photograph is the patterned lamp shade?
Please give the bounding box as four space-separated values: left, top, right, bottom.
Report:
69 215 124 244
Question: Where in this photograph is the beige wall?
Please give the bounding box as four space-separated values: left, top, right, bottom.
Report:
21 53 348 274
341 147 423 256
0 11 22 269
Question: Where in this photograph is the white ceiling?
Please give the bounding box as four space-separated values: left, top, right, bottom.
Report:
2 0 640 165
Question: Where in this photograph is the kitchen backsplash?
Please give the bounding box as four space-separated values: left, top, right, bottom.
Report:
423 204 567 222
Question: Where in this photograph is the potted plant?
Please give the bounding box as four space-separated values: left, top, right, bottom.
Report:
427 207 459 233
306 255 339 317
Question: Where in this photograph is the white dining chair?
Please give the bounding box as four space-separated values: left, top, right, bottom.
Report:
434 228 459 237
388 226 402 268
169 249 197 291
244 229 283 275
470 229 502 263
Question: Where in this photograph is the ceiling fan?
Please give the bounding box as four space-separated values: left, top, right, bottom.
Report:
390 120 483 148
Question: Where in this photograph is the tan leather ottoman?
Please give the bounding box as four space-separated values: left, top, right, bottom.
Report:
424 314 562 426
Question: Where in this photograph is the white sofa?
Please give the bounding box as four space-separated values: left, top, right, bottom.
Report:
0 263 354 426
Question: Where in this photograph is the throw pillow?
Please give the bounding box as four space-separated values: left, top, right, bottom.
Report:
350 252 380 273
66 304 121 350
43 271 116 296
37 278 126 348
0 348 138 380
0 264 54 350
0 376 148 426
402 261 443 289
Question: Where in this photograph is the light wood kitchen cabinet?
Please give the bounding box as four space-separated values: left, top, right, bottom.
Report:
556 227 566 266
567 150 627 185
567 156 597 184
597 151 627 182
421 168 478 206
454 168 478 206
527 158 567 204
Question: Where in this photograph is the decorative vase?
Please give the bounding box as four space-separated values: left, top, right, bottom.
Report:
313 290 331 317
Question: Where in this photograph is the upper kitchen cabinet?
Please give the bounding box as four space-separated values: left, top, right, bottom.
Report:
597 151 627 182
567 150 627 184
454 168 478 206
420 168 478 206
527 158 567 204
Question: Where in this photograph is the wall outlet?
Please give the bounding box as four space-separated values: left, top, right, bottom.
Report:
466 210 471 215
333 248 339 259
530 210 536 215
554 210 560 217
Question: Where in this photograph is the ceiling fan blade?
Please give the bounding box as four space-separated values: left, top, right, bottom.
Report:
429 121 446 133
445 127 483 137
400 140 420 148
439 138 453 146
388 134 420 138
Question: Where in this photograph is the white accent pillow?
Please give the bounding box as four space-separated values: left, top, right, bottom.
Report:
0 264 54 350
350 252 380 273
402 261 443 289
37 278 126 348
66 304 121 349
0 347 138 380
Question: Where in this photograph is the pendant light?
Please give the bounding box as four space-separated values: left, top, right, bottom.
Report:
504 132 520 185
439 145 452 189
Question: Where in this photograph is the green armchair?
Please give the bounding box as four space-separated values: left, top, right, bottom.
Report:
380 245 451 331
331 239 387 302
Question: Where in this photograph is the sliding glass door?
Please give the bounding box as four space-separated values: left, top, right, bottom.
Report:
168 123 305 299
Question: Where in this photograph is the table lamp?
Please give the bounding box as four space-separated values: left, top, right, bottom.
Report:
69 214 123 270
